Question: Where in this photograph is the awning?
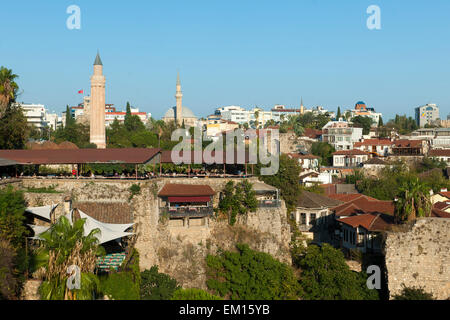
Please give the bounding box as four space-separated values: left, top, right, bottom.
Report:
78 210 134 244
168 196 211 203
26 204 58 221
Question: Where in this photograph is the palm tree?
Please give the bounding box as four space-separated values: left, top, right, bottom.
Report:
394 178 432 222
0 67 19 116
35 216 105 300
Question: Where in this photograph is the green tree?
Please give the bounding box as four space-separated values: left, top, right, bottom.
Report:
218 180 258 225
258 153 301 210
298 244 378 300
393 285 434 300
0 67 19 116
36 216 105 300
378 116 383 127
171 288 222 300
0 186 27 248
140 265 180 300
394 177 432 222
0 240 19 299
311 142 335 167
351 115 374 135
336 106 341 119
0 104 29 149
206 244 301 300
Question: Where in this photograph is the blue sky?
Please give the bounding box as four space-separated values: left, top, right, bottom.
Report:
1 0 449 120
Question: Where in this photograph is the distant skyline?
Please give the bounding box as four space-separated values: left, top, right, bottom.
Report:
1 0 450 121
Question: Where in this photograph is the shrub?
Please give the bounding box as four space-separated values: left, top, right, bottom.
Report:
171 288 222 300
206 244 301 300
0 240 18 300
298 244 379 300
100 272 140 300
140 265 180 300
128 184 141 201
393 285 434 300
0 185 27 248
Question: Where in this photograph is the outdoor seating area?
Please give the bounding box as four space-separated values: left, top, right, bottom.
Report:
158 183 215 218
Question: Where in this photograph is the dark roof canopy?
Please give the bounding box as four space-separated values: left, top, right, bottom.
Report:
158 184 215 197
0 148 160 165
297 191 343 209
160 150 252 164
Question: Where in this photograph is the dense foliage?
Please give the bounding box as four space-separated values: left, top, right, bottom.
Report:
36 216 105 300
385 114 418 135
0 104 29 150
351 115 374 135
0 240 19 300
311 142 335 166
206 244 301 300
100 271 140 300
217 180 258 225
258 153 302 210
140 265 180 300
0 186 27 248
298 244 379 300
171 288 222 300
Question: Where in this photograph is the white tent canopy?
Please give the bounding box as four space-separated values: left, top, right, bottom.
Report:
27 224 50 240
78 210 134 244
26 204 58 221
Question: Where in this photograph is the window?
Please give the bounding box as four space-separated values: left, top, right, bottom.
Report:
310 213 317 226
301 213 306 225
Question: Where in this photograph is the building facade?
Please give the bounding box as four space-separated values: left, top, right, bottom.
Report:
322 120 364 150
415 103 440 127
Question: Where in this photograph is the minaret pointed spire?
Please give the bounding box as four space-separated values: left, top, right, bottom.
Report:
94 51 103 66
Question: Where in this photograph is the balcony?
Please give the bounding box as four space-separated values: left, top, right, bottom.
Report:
159 206 214 217
257 199 281 208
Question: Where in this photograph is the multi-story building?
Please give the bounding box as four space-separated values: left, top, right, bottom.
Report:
14 103 47 129
411 128 450 149
104 108 150 127
353 138 392 156
415 103 440 127
322 120 364 150
345 101 382 127
66 100 150 127
332 150 370 167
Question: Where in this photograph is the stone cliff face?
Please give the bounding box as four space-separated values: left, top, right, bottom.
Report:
384 218 450 300
20 178 292 289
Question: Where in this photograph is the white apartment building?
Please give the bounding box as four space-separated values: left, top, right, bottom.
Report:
322 120 364 150
104 108 150 127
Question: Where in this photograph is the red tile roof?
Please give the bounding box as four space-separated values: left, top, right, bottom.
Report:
353 139 392 148
158 184 215 197
0 148 161 165
332 150 370 156
392 139 423 148
287 153 319 160
303 128 322 139
433 202 450 211
438 191 450 198
431 207 450 218
339 213 394 231
429 149 450 157
327 194 376 202
332 195 395 217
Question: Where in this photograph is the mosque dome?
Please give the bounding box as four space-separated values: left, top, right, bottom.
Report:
163 106 197 119
355 101 367 110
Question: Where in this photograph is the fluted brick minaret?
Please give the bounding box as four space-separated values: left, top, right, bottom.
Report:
90 52 106 149
175 72 183 126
